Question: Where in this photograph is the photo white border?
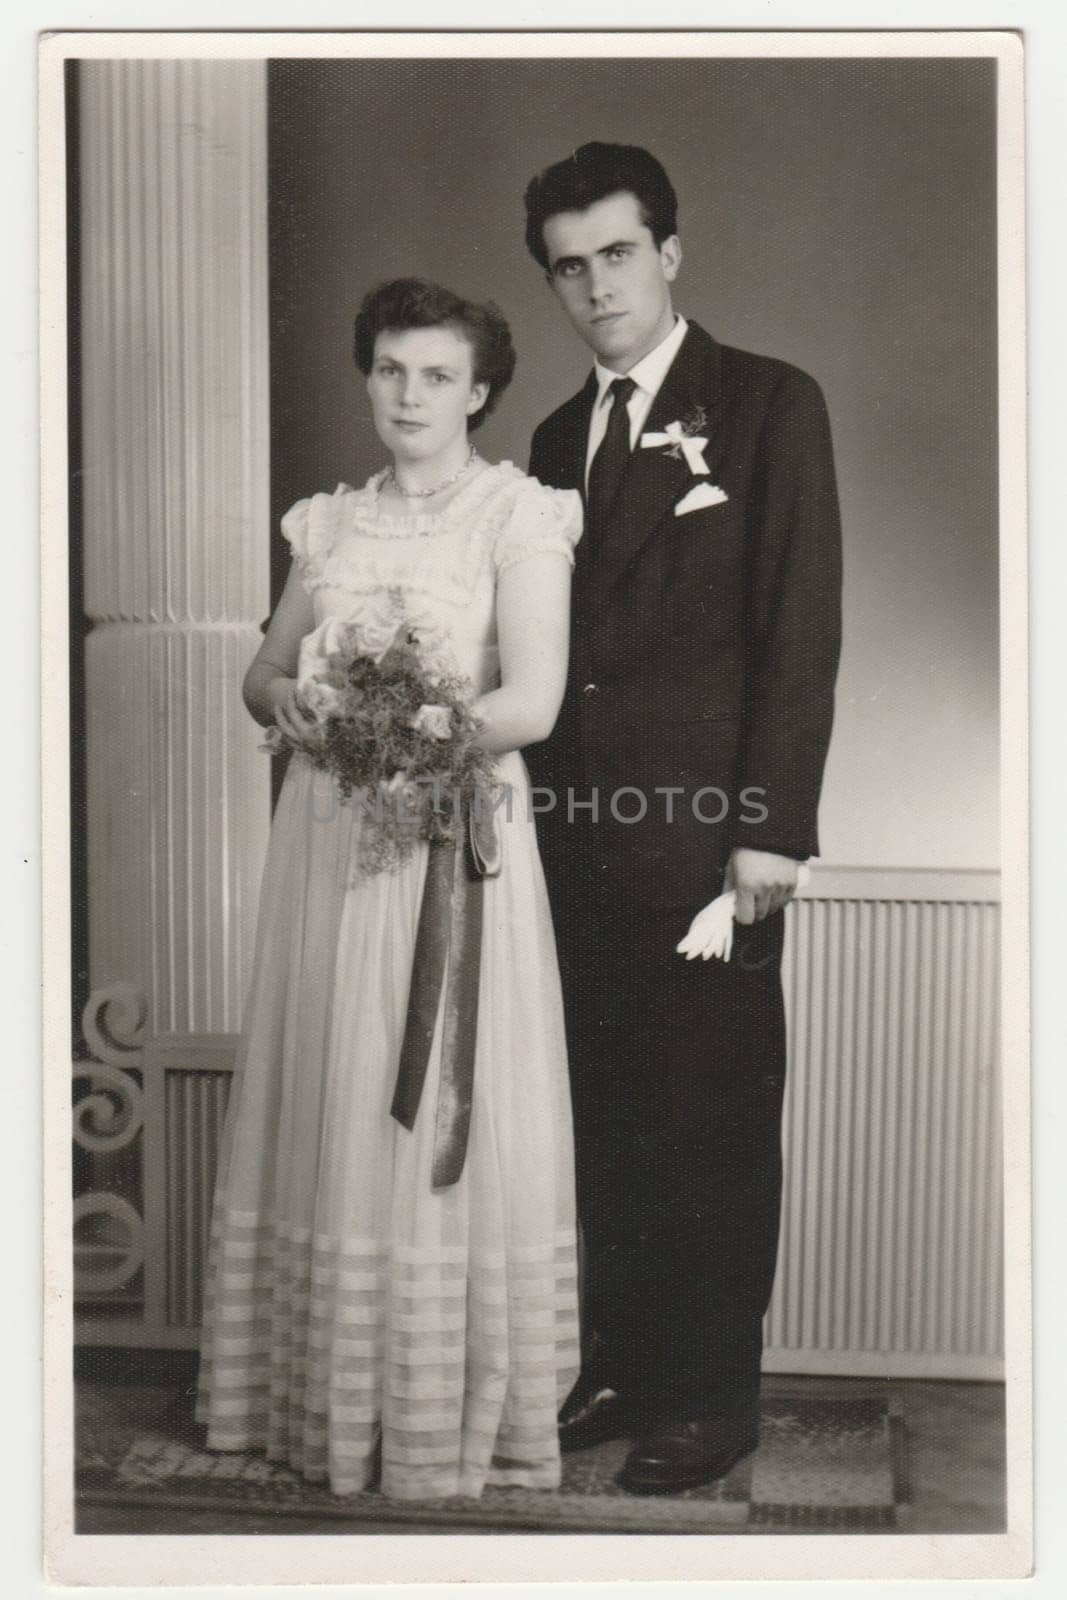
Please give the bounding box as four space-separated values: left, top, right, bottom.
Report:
34 17 1034 1593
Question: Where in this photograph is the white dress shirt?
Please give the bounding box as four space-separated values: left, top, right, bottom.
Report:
584 314 689 488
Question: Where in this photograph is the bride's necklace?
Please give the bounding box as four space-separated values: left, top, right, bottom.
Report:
383 445 478 500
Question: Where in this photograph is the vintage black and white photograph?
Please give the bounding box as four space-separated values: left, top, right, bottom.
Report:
40 28 1029 1587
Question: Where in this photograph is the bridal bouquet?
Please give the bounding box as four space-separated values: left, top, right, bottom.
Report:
266 598 498 874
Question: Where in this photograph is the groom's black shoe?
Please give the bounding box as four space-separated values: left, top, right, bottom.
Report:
558 1369 630 1453
617 1414 759 1494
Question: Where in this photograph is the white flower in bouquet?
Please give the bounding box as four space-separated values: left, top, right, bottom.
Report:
356 615 403 664
402 612 453 686
297 615 355 686
410 703 453 741
299 675 348 722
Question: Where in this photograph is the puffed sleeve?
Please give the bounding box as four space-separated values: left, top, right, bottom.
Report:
280 484 349 589
492 475 583 576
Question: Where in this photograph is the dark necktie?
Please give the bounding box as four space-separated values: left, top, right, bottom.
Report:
584 375 637 561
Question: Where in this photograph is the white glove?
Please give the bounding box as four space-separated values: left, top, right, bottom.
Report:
676 864 811 962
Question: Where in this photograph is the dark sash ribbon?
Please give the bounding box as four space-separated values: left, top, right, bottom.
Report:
390 800 502 1189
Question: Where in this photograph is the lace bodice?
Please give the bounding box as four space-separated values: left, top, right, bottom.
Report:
282 461 582 694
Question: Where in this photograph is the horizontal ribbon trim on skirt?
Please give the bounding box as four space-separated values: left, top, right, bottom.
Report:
390 803 502 1188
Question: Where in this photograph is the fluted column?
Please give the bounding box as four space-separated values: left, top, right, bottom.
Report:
79 59 270 1034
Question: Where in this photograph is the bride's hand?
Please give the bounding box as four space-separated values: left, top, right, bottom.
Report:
269 677 320 745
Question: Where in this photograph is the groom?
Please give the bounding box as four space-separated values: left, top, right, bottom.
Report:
523 143 842 1494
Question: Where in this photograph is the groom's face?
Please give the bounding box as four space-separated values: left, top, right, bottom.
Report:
542 191 681 373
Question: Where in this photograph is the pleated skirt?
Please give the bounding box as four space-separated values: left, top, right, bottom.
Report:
194 752 580 1499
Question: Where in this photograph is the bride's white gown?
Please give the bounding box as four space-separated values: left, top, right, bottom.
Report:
195 461 582 1499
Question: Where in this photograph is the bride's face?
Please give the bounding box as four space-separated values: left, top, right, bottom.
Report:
367 325 489 464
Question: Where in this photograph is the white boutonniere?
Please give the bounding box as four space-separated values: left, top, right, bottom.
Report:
640 406 710 475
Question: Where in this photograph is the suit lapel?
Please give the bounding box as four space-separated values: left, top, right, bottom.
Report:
548 372 596 494
584 323 725 604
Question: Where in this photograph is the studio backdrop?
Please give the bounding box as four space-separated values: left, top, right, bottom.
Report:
70 50 1002 1379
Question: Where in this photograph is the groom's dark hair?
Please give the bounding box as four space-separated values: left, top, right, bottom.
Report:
523 142 678 271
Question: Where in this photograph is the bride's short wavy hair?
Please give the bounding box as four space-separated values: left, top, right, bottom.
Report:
353 278 516 432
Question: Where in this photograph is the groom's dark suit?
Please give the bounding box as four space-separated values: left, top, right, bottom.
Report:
527 320 841 1423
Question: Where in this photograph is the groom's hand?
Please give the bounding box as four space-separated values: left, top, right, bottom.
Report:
725 848 800 923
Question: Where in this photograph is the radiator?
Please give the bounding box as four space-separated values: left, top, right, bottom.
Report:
767 868 1002 1378
75 867 1003 1377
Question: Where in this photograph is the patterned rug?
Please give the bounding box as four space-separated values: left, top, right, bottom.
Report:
76 1381 909 1534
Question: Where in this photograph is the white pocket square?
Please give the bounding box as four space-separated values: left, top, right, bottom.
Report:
675 482 729 517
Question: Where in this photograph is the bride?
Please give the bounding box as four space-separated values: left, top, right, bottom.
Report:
195 278 582 1500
